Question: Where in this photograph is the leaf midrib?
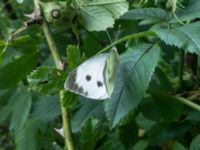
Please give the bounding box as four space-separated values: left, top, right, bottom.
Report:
111 45 154 126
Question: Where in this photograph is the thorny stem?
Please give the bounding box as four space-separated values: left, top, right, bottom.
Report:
34 0 75 149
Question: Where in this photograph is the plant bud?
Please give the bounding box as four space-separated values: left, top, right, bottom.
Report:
40 1 66 23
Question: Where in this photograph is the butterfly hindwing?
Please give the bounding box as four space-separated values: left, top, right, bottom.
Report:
104 47 119 97
65 54 109 99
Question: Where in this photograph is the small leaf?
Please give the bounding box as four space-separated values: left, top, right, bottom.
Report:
148 90 184 121
186 111 200 121
16 118 47 150
10 89 32 136
153 22 200 55
140 98 161 122
11 35 38 54
136 113 156 131
62 91 79 108
66 45 86 69
71 99 104 132
123 8 168 22
77 118 104 150
155 67 172 91
119 120 138 148
32 95 61 121
190 135 200 150
0 89 18 123
28 66 66 95
174 0 200 22
105 44 160 127
173 141 186 150
133 139 149 150
96 142 112 150
0 52 38 89
149 121 191 144
74 0 129 31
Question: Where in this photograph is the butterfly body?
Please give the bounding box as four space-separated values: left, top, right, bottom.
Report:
64 48 119 100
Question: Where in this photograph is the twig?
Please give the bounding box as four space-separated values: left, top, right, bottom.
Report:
41 14 75 150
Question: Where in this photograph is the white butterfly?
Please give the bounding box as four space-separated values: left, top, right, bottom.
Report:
64 47 119 100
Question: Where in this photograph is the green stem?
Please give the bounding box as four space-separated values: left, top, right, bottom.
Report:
42 21 61 67
60 90 74 150
42 19 75 150
148 90 200 112
40 7 75 150
175 96 200 112
99 31 156 53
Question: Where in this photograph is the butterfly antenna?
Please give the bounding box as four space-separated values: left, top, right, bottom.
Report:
114 25 121 42
106 30 117 51
106 30 113 44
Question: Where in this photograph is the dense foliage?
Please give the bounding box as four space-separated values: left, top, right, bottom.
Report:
1 0 200 149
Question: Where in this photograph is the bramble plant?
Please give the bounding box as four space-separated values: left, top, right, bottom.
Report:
1 0 200 150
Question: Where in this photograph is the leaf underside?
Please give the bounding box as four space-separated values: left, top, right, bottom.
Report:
105 44 161 127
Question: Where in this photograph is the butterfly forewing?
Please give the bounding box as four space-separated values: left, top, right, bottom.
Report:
65 53 109 100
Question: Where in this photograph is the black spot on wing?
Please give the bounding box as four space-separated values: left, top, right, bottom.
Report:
97 81 103 87
84 92 88 96
77 86 83 94
85 75 91 81
65 69 78 90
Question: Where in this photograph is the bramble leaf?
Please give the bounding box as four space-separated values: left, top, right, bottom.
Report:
0 52 38 89
105 44 160 127
74 0 129 31
153 22 200 55
28 66 66 95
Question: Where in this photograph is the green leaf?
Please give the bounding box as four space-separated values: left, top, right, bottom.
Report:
190 135 200 150
66 45 86 69
28 66 66 95
105 44 160 127
9 35 38 54
71 99 104 132
96 142 112 150
0 89 18 123
16 118 47 150
62 91 79 108
119 120 138 148
155 67 172 91
0 52 38 89
153 22 200 55
174 0 200 22
82 33 102 57
10 89 32 136
32 95 61 121
123 8 168 22
186 111 200 122
74 0 129 31
136 113 156 131
173 141 186 150
149 121 191 144
77 118 104 150
133 139 149 150
149 90 184 121
140 98 162 122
